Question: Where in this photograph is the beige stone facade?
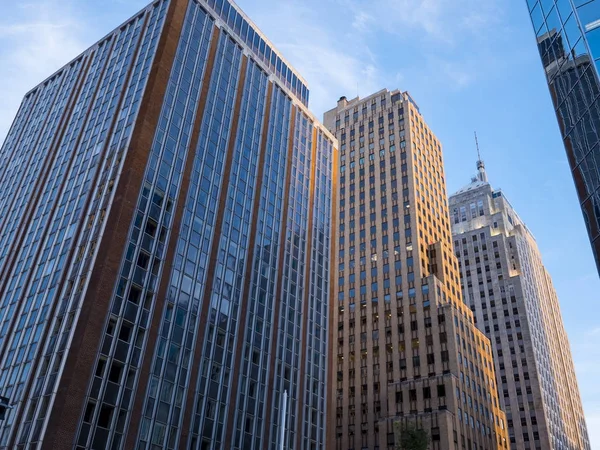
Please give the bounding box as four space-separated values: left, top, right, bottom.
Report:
325 90 508 450
449 165 590 450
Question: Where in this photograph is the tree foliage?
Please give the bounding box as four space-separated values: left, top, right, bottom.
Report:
394 421 429 450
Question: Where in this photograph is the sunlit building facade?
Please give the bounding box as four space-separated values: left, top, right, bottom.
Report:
526 0 600 273
450 160 590 450
324 90 508 450
0 1 335 449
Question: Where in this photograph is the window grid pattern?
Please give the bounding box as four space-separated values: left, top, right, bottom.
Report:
129 6 216 450
0 1 335 449
515 235 561 449
516 232 588 450
0 10 164 448
0 60 85 352
147 28 240 449
71 3 211 449
453 181 591 450
66 4 169 449
134 28 242 450
453 218 540 450
0 73 67 244
327 90 507 450
0 42 111 358
0 90 40 184
300 130 333 450
0 50 111 351
188 56 267 450
527 0 600 271
203 0 309 105
0 47 114 449
0 66 80 276
231 86 291 449
0 73 63 217
134 21 235 444
267 111 313 450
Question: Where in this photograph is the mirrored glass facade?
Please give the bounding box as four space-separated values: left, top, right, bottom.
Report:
0 1 335 449
526 0 600 273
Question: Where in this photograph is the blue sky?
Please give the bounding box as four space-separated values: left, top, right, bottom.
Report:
1 0 599 446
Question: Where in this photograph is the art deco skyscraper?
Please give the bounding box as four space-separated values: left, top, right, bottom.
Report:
324 91 508 450
450 159 590 450
525 1 600 274
0 1 335 449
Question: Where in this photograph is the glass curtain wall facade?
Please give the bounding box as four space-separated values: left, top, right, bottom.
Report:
324 90 508 450
450 162 590 450
0 1 336 449
526 0 600 273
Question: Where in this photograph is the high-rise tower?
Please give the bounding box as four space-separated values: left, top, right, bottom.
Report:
525 1 600 274
324 90 508 450
0 1 336 449
449 158 590 450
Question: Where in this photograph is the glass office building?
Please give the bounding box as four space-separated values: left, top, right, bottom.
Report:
0 1 336 449
526 0 600 273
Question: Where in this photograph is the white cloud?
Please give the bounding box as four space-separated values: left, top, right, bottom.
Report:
251 0 507 114
345 0 503 45
238 0 392 117
0 0 510 145
0 0 150 144
0 0 597 446
338 0 507 91
281 42 383 115
432 59 476 90
351 11 374 32
0 1 87 143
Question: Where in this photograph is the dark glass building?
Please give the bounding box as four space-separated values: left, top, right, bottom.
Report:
0 1 336 449
526 0 600 273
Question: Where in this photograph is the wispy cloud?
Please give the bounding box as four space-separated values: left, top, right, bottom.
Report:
340 0 506 90
351 11 373 32
239 3 597 448
238 0 506 116
344 0 504 45
240 0 393 116
0 1 87 143
0 0 151 144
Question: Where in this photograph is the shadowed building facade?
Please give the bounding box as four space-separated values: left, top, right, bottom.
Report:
0 1 336 449
324 90 508 450
450 160 590 450
526 0 600 274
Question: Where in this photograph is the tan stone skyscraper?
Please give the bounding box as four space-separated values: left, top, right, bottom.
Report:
324 90 508 450
450 160 590 450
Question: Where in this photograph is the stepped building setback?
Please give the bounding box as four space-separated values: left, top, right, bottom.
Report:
325 90 508 450
450 159 590 450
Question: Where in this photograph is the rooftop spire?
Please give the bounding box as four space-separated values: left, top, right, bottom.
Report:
474 131 488 182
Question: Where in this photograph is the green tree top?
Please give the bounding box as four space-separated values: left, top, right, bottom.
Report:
394 421 429 450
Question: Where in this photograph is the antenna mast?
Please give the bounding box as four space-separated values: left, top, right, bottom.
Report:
474 131 488 182
475 131 482 161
